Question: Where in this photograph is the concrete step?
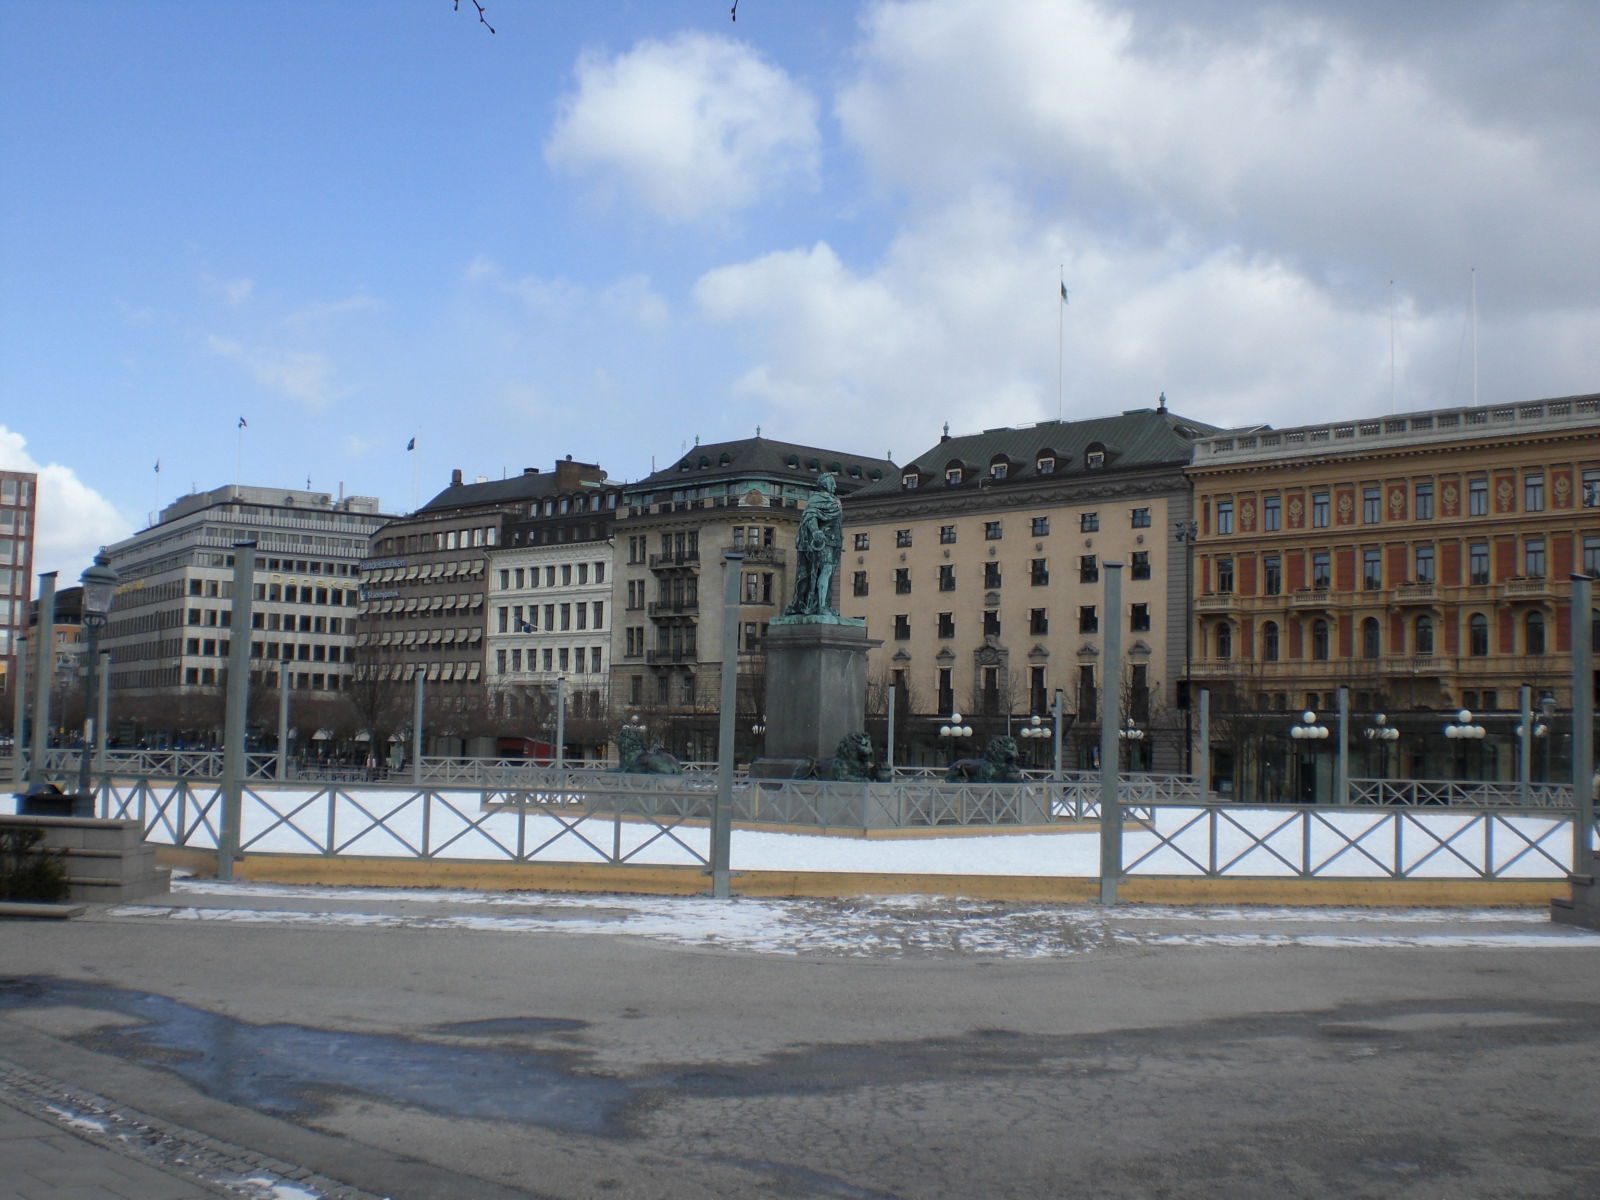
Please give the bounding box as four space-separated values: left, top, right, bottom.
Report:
65 868 172 903
1567 873 1595 888
59 845 159 881
0 900 88 920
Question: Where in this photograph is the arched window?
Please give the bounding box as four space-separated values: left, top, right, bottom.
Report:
1469 612 1489 656
1361 617 1381 660
1262 621 1280 662
1311 618 1330 661
1526 611 1546 655
1415 615 1434 655
1216 623 1233 659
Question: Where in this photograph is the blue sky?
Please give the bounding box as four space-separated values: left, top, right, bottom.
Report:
3 0 1596 580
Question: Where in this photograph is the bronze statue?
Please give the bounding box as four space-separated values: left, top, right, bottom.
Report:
785 473 843 617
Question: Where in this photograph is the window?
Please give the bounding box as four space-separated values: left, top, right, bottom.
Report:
902 473 919 489
852 571 869 597
1361 617 1380 659
1527 611 1546 655
1311 619 1330 661
1215 556 1234 594
1415 545 1435 584
1363 548 1382 590
1264 555 1282 596
1130 551 1151 580
1468 612 1489 656
1469 477 1488 516
893 614 910 640
1031 516 1050 536
983 562 1002 588
1415 481 1434 520
1216 623 1232 659
854 532 871 551
1030 559 1049 586
939 564 956 591
1037 455 1056 474
1415 615 1434 656
1130 507 1151 529
984 521 1003 541
991 462 1008 480
1086 450 1104 469
984 609 1001 636
895 529 912 548
940 524 957 544
1311 552 1331 589
1311 491 1330 528
1130 603 1150 632
1263 621 1280 661
1362 486 1381 523
938 668 954 715
1469 542 1489 585
945 467 963 485
1079 555 1098 584
1029 608 1049 634
1079 605 1098 633
1080 512 1099 532
1524 537 1546 578
937 612 955 638
1216 500 1234 535
1524 473 1545 512
1584 469 1600 508
894 568 912 595
1585 535 1600 576
1263 495 1281 531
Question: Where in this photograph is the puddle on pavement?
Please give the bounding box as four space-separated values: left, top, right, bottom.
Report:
0 976 631 1135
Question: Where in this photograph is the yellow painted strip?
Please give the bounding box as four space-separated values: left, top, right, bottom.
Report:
154 848 1561 907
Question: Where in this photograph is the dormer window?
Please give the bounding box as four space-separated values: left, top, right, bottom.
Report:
990 462 1008 480
1086 450 1105 469
903 472 920 489
945 467 962 485
1037 456 1055 474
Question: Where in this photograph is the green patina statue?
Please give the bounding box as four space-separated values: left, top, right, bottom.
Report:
615 725 682 775
784 473 843 618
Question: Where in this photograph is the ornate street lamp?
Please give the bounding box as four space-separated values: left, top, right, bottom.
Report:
939 712 973 761
1364 712 1399 782
1019 713 1051 769
1444 708 1486 781
1289 710 1328 802
76 550 119 797
1117 717 1145 771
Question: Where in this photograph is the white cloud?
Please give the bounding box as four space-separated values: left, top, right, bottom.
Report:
206 334 339 409
0 426 132 580
545 32 820 224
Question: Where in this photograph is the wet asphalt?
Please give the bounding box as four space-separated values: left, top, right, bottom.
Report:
2 883 1599 1199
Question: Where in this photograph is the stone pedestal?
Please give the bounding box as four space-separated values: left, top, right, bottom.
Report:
1551 848 1600 931
762 620 880 763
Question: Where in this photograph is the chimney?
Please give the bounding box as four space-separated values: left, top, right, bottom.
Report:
523 467 539 475
451 468 463 487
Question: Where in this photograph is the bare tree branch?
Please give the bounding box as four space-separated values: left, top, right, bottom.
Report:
453 0 495 35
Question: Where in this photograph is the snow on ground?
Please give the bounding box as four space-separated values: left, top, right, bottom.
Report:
100 878 1600 959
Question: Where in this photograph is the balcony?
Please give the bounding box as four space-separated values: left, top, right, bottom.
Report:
1393 582 1438 603
1193 593 1234 614
648 551 700 570
1504 577 1553 600
1290 588 1333 609
646 649 697 664
647 600 699 617
728 544 782 565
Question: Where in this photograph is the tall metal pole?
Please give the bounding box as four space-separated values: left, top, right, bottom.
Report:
1197 687 1211 800
1518 683 1533 806
95 650 110 791
886 678 896 775
77 620 101 796
1051 688 1064 781
276 667 290 780
1335 685 1350 806
30 572 55 786
218 542 256 880
1098 561 1124 904
411 669 424 785
12 633 27 786
554 676 567 770
1572 575 1594 867
712 551 744 898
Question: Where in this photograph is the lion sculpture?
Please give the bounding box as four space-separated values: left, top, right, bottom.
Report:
813 731 887 782
945 735 1023 783
615 726 682 775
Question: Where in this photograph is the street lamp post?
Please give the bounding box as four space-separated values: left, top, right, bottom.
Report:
1363 713 1399 784
76 551 119 802
939 712 973 762
1444 708 1486 782
1289 710 1328 802
1019 713 1052 769
1117 718 1145 771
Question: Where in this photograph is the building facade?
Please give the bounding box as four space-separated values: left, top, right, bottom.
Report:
609 437 894 762
98 485 390 741
1 469 37 702
1185 392 1600 797
843 404 1213 770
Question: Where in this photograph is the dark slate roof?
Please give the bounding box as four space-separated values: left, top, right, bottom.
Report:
628 435 896 494
849 407 1221 499
418 465 610 515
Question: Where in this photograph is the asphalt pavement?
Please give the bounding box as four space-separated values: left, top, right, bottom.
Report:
3 880 1599 1199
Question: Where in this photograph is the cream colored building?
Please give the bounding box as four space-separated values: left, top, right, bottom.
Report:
844 403 1214 770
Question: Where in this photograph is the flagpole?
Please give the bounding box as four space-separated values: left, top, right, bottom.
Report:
1057 265 1065 420
1470 267 1478 407
236 418 245 489
152 460 161 528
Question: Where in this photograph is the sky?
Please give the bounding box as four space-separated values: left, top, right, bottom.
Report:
2 0 1596 583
